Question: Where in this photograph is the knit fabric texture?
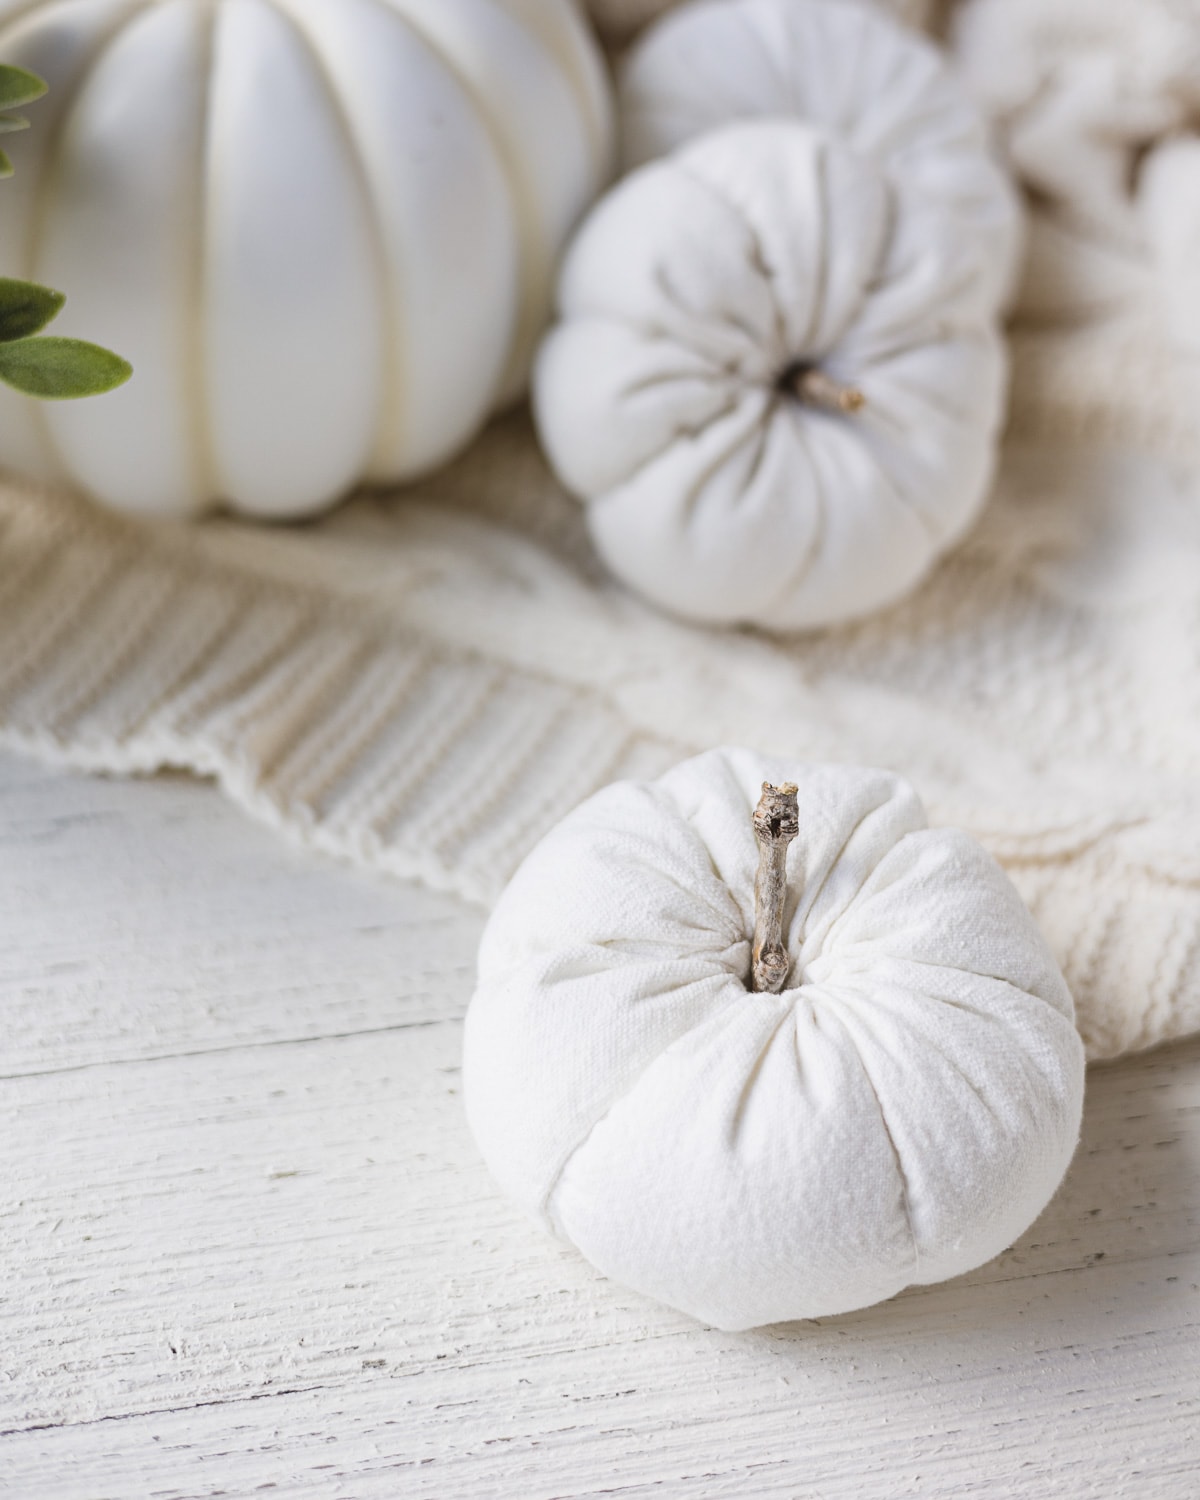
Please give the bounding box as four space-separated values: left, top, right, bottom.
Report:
2 0 1200 1063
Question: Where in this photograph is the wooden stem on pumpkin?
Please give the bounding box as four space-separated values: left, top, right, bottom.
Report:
751 781 800 994
784 363 866 415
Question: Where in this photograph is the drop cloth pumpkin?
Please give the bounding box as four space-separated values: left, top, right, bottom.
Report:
464 748 1085 1331
586 0 939 51
534 119 1009 629
620 0 1022 314
0 0 612 518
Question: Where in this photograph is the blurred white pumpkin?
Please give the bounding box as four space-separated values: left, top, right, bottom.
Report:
535 120 1008 630
586 0 939 50
0 0 612 518
619 0 1022 315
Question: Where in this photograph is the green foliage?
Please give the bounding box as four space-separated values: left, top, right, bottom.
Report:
0 65 131 399
0 64 45 172
0 277 65 340
0 64 47 110
0 335 131 398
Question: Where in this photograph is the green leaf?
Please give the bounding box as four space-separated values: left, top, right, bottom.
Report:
0 278 65 341
0 65 46 111
0 150 13 180
0 336 131 399
0 111 29 133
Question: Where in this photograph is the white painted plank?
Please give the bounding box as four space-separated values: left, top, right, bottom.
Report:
0 756 1197 1499
1 1029 1197 1498
0 755 482 1075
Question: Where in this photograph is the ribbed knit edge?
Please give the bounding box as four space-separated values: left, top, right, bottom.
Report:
0 475 682 909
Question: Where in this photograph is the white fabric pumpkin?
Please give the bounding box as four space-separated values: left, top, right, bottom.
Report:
534 119 1008 628
619 0 1022 313
464 748 1085 1332
0 0 612 518
586 0 939 51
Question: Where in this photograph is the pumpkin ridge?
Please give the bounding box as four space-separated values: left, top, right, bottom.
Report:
189 0 219 504
672 137 880 364
617 389 769 519
838 1003 922 1277
0 0 76 49
497 0 612 177
537 971 757 1229
670 157 794 357
368 0 549 405
284 0 524 480
263 0 399 478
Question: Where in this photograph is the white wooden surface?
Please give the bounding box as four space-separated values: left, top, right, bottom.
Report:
1 752 1197 1500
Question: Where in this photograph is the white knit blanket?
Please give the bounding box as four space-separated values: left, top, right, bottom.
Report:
3 0 1199 1063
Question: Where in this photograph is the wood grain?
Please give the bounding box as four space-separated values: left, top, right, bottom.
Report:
0 755 1196 1498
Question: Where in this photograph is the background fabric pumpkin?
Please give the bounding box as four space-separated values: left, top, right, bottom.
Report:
534 120 1009 629
0 0 612 518
586 0 941 49
619 0 1022 315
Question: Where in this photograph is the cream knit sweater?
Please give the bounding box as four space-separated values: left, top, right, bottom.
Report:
3 0 1199 1063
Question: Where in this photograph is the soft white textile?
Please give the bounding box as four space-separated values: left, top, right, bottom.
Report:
463 748 1086 1330
950 0 1200 454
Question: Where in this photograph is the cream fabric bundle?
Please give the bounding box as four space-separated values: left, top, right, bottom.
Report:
464 748 1086 1330
952 0 1200 237
948 0 1200 455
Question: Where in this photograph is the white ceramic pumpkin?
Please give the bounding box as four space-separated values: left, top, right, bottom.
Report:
0 0 613 518
464 747 1085 1331
620 0 1022 315
534 119 1009 629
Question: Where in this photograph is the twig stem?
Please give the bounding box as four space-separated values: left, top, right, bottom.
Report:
751 781 799 994
784 364 866 415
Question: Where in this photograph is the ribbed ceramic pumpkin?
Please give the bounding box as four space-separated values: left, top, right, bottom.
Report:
0 0 613 517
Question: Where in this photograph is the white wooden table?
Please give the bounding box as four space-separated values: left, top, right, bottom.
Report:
1 752 1197 1499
